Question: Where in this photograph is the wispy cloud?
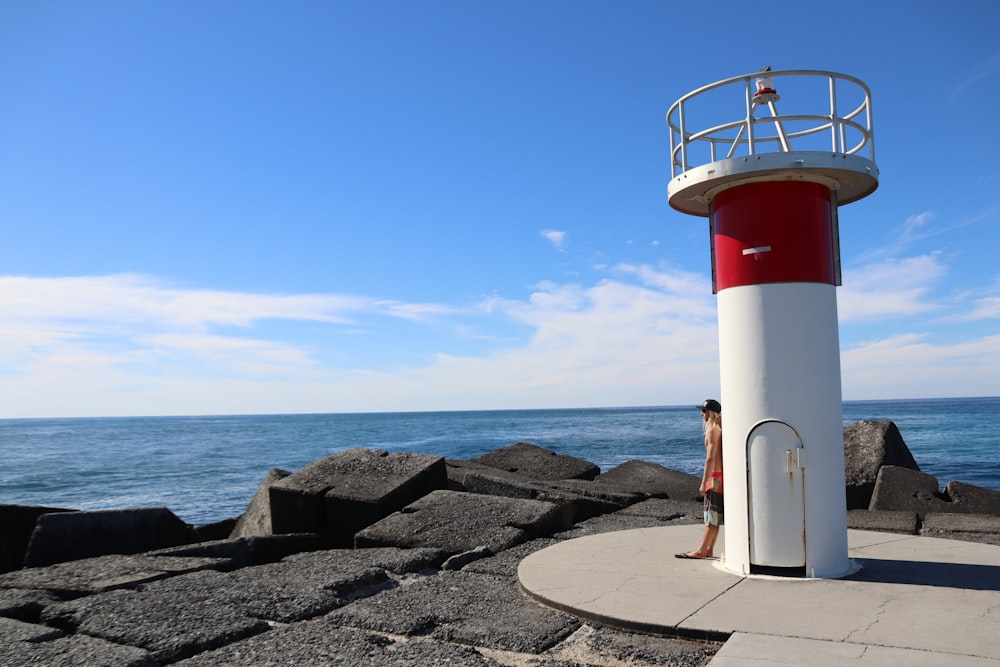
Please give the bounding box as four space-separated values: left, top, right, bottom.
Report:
0 268 720 416
541 229 568 251
839 253 946 321
0 274 386 384
947 51 1000 105
0 274 372 329
853 208 997 262
1 255 998 417
843 333 1000 399
962 277 1000 320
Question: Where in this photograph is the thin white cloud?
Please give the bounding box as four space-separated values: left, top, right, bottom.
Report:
0 274 404 388
2 257 998 417
968 295 1000 320
0 268 722 416
0 274 372 329
838 254 946 321
842 333 1000 399
947 51 1000 105
854 208 996 262
541 229 568 251
958 277 1000 321
903 211 934 235
142 333 317 373
356 273 722 409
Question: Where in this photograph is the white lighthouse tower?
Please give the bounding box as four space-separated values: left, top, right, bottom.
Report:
667 69 878 578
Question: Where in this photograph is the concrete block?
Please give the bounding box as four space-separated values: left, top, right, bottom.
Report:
616 498 702 521
269 449 447 544
596 460 702 501
868 465 952 519
0 553 230 598
471 441 600 480
23 507 193 567
229 467 291 538
354 489 563 554
943 481 1000 516
555 512 690 540
41 579 270 664
323 451 447 545
445 457 511 490
0 615 63 642
147 533 324 568
0 588 61 623
0 504 74 572
461 471 640 527
844 420 920 510
170 620 502 667
458 538 560 578
923 513 1000 535
0 632 156 667
327 569 580 653
191 517 237 543
280 545 450 577
846 509 919 534
37 550 432 664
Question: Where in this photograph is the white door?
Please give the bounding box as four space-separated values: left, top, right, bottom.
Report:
747 421 805 567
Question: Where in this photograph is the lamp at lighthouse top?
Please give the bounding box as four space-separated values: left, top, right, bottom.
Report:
666 68 879 218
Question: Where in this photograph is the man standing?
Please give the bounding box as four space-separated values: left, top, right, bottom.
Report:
676 399 723 559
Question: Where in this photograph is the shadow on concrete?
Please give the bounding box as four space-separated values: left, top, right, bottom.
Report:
847 558 1000 591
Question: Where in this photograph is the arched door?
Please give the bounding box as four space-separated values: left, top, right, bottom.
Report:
747 420 805 567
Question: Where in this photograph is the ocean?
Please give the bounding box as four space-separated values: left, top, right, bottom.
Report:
1 397 997 526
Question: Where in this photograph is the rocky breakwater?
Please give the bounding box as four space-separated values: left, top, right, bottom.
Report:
1 422 999 666
844 420 1000 541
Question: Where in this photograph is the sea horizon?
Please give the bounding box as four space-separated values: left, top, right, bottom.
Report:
3 394 996 422
2 396 997 525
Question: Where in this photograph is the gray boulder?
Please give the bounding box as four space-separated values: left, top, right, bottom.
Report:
923 513 1000 543
616 497 703 521
269 449 447 545
0 554 229 598
445 457 512 491
844 420 920 509
38 547 436 664
0 588 61 623
868 467 1000 520
191 518 237 543
23 508 192 568
595 460 702 501
846 510 919 534
149 534 325 569
174 621 501 666
868 465 951 518
0 504 75 573
0 631 156 667
461 470 641 527
327 569 580 653
471 442 600 480
354 489 563 554
229 467 291 538
943 481 1000 516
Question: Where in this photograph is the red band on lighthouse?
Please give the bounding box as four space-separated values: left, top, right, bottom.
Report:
711 181 836 290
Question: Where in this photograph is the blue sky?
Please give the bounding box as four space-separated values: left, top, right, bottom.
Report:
1 1 998 418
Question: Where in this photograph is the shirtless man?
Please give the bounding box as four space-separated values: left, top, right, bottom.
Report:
676 399 723 559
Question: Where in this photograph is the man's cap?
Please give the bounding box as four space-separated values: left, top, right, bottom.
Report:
698 399 721 414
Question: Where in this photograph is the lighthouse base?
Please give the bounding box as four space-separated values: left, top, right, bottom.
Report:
717 282 850 579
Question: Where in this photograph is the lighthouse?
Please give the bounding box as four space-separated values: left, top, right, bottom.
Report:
667 69 878 578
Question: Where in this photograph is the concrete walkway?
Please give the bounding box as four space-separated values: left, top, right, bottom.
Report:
518 526 1000 665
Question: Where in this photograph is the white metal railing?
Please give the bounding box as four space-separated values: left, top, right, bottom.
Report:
667 69 875 178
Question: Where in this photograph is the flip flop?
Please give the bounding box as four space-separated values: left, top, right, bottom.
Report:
674 552 703 559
